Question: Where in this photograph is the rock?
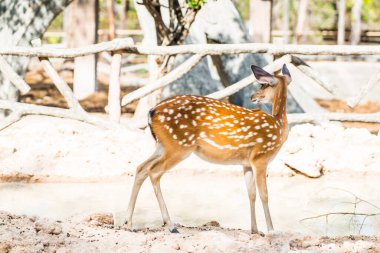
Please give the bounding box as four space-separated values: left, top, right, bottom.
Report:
86 213 114 226
202 221 220 227
50 225 62 235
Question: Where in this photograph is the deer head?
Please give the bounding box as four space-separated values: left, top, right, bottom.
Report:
250 64 292 105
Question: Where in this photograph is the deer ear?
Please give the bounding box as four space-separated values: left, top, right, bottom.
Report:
251 65 278 86
282 64 292 84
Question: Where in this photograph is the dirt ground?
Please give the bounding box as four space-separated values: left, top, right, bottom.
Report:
1 211 379 253
316 98 380 133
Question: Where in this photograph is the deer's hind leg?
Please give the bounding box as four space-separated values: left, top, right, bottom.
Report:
125 144 163 230
148 148 191 233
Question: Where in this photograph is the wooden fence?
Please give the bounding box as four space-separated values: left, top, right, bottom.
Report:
0 38 379 131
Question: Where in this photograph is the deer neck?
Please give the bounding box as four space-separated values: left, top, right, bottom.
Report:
271 81 288 128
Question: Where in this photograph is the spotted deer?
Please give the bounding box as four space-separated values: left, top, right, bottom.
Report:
125 64 292 234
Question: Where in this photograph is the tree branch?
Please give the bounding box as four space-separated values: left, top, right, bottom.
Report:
288 112 380 124
347 68 380 108
107 52 122 122
0 56 30 94
168 0 176 31
0 100 122 130
142 0 170 44
173 0 184 25
173 8 198 45
207 55 292 100
300 212 380 222
291 55 338 96
121 53 204 106
0 111 22 130
31 39 85 113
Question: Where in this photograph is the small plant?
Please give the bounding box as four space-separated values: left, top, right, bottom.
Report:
186 0 206 10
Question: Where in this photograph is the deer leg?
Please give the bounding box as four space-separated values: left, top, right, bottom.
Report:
125 146 162 230
148 153 187 233
243 166 258 234
253 160 274 232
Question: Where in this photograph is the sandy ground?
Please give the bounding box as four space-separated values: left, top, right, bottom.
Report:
1 211 380 253
1 173 380 235
1 167 380 252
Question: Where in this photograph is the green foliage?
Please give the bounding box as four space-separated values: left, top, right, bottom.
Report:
46 36 62 44
186 0 206 10
48 12 63 31
310 0 336 29
361 0 380 24
234 0 250 21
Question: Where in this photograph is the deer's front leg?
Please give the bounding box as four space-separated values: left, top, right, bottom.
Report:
252 159 274 232
243 166 258 234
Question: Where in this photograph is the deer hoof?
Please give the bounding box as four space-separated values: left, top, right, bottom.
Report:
124 221 136 232
169 225 179 233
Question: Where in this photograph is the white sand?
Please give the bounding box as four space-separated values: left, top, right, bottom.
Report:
0 116 380 252
0 115 378 179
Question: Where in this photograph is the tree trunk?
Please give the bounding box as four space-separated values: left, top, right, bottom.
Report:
67 0 98 100
0 0 73 104
295 0 309 44
132 0 160 121
250 0 272 43
282 0 290 44
107 0 116 40
120 0 129 29
350 0 362 45
337 0 346 45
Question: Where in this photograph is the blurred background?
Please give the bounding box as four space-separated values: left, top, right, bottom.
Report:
15 0 380 123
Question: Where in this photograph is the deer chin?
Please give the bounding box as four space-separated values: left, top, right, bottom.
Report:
251 97 268 105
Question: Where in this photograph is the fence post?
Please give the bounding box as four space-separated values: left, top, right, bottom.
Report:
107 51 122 122
337 0 346 45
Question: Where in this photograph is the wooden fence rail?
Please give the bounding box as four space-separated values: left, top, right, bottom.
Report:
1 40 380 58
0 38 379 130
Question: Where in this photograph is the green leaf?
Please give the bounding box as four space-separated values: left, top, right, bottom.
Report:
186 0 206 10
